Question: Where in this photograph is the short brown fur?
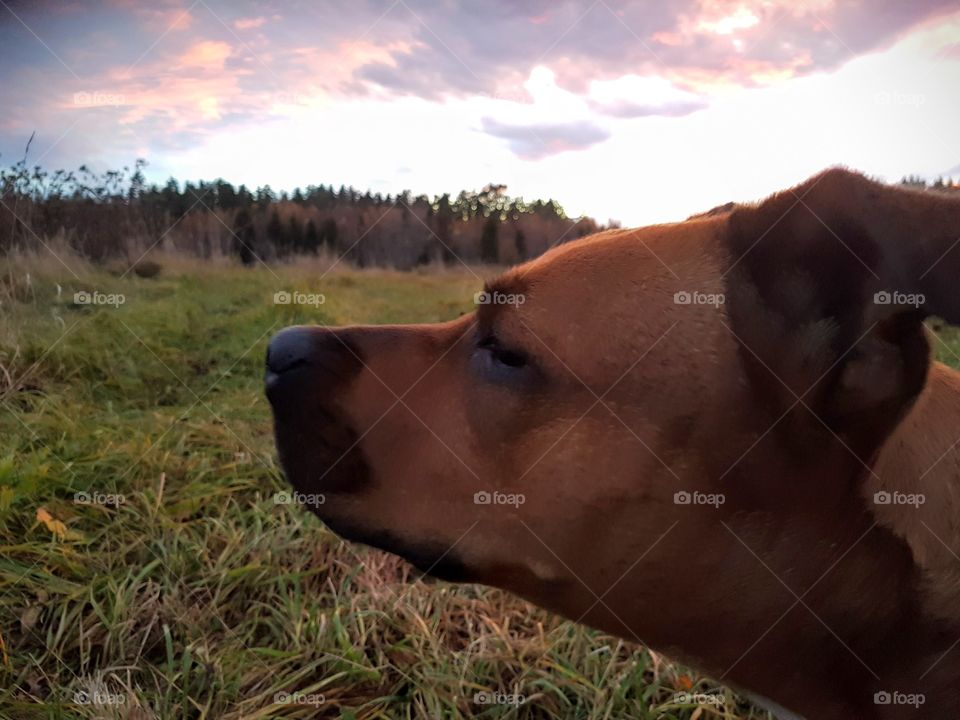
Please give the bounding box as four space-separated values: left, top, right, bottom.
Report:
269 169 960 719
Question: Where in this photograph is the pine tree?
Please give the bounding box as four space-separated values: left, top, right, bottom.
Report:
304 219 320 253
287 216 303 252
514 228 527 261
481 217 499 263
267 210 285 255
233 208 256 266
320 218 339 251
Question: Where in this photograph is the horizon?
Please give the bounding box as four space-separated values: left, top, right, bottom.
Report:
2 0 959 227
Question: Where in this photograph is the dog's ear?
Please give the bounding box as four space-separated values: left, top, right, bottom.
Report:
724 168 960 458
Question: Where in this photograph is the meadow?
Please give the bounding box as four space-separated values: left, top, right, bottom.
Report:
4 252 958 719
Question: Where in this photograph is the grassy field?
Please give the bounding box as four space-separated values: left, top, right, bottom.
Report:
3 253 958 719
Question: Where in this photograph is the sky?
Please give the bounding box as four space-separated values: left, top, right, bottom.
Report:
1 0 958 226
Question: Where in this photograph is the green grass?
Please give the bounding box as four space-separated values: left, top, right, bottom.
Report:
8 254 955 719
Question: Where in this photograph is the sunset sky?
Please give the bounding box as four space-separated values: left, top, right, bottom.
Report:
1 0 958 226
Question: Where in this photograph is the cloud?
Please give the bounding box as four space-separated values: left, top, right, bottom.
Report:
5 1 958 102
175 39 232 69
111 1 195 32
586 73 709 118
590 98 708 118
0 0 957 173
234 16 267 30
6 1 956 109
339 0 960 98
481 118 610 159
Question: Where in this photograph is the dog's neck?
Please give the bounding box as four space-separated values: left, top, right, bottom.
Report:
636 362 960 719
739 360 960 719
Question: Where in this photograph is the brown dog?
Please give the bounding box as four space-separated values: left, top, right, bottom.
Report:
265 168 960 719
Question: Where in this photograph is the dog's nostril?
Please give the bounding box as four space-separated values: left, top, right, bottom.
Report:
265 325 362 397
266 326 318 374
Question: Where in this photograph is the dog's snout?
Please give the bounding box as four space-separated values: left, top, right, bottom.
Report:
266 324 370 497
264 325 363 402
266 326 319 374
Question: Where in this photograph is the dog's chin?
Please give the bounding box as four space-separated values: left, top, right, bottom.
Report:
320 516 475 583
271 420 473 584
275 438 368 497
270 399 372 492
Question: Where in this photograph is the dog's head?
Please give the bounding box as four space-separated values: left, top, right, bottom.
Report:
266 215 739 594
266 169 960 715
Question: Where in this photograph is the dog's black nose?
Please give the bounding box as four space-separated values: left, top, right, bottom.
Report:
266 326 317 374
265 325 363 403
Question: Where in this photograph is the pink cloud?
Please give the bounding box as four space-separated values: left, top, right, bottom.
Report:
3 0 958 169
108 0 195 32
81 39 247 134
175 39 232 69
234 17 268 31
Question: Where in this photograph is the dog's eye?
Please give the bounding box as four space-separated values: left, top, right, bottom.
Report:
473 336 529 379
480 337 527 368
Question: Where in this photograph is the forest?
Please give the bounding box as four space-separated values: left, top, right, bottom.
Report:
0 157 604 269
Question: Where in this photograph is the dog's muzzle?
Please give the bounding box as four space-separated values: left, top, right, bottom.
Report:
265 325 370 500
266 325 340 391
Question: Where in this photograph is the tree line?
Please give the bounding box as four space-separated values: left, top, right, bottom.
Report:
3 157 954 270
0 159 603 268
